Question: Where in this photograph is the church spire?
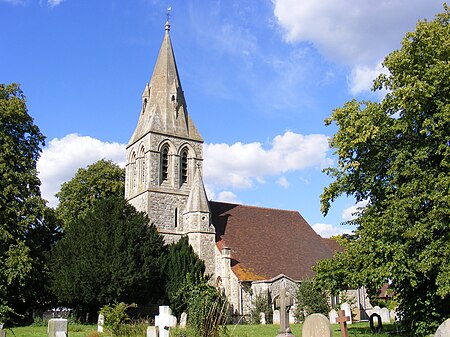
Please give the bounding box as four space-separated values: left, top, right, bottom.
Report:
184 165 210 215
128 20 202 146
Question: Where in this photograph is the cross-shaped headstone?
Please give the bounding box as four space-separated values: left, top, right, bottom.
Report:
274 285 295 337
336 309 350 337
155 306 177 337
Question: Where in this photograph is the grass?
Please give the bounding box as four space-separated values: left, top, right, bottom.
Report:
8 321 404 337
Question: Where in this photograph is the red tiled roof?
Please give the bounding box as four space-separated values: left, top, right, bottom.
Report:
210 201 340 282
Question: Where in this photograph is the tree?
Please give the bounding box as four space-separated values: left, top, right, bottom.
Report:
164 236 206 315
316 6 450 336
50 197 166 321
56 159 125 227
293 280 329 322
0 83 61 323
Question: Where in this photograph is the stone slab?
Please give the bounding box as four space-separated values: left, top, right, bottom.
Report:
302 313 332 337
435 318 450 337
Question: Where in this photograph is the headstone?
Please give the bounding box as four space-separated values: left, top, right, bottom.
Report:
379 307 390 323
373 306 381 314
369 313 382 334
259 312 266 325
147 326 158 337
302 313 332 337
336 310 350 337
340 303 352 324
97 313 104 333
155 306 177 337
273 310 280 324
47 318 67 337
329 309 338 324
435 317 450 337
0 328 5 337
274 285 295 337
179 312 187 328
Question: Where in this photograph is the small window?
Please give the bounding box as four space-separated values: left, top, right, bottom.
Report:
180 150 188 185
174 208 178 227
161 147 169 182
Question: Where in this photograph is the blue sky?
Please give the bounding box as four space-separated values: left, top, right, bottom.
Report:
1 0 444 237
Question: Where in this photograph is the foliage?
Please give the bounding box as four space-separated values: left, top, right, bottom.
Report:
293 281 329 322
0 83 61 322
250 292 272 324
56 159 125 228
316 5 450 336
50 197 166 321
164 236 206 315
178 274 229 337
100 302 137 336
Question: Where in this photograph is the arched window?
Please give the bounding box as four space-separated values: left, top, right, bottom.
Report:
180 149 188 185
140 147 146 185
161 146 169 183
131 152 137 189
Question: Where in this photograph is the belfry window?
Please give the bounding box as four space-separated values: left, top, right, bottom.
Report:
161 146 169 182
180 149 188 185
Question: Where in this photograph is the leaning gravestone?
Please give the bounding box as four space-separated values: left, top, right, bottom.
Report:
340 303 352 324
434 317 450 337
155 306 177 337
379 307 390 323
97 313 104 333
302 313 332 337
179 312 187 328
47 318 67 337
329 309 338 324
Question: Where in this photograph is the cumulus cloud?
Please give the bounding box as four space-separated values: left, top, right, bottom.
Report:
47 0 64 7
272 0 442 93
348 62 389 95
216 191 240 204
341 200 369 221
204 131 332 190
276 176 290 188
312 223 352 238
37 134 126 207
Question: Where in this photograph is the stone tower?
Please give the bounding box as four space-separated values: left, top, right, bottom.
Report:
125 21 215 274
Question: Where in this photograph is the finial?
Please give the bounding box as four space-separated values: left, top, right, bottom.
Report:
165 6 172 31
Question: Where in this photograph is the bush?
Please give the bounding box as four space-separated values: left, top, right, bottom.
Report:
250 292 272 324
294 281 329 322
100 302 137 337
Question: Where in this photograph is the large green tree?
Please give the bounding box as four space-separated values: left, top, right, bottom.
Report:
316 6 450 336
56 159 125 227
0 83 60 323
50 197 165 321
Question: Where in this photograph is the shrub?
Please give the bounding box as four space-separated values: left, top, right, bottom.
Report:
250 292 273 324
100 302 137 336
294 281 329 322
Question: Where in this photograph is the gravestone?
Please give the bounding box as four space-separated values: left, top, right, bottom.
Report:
97 313 104 333
47 318 67 337
273 310 280 324
259 312 266 325
302 313 332 337
379 307 390 323
434 317 450 337
274 285 295 337
373 306 381 314
369 313 382 334
0 328 5 337
340 303 352 324
155 306 177 337
147 326 158 337
336 310 349 337
179 312 187 328
329 309 338 324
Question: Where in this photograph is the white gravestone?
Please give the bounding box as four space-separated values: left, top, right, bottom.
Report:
0 329 5 337
379 307 390 323
179 312 187 328
259 312 266 325
340 303 352 324
155 306 177 337
97 313 104 333
302 313 332 337
47 318 67 337
147 326 158 337
435 317 450 337
273 309 280 324
329 309 338 324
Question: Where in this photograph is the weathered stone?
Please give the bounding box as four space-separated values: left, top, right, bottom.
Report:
97 313 104 333
329 309 338 324
179 312 187 328
273 310 280 324
340 303 352 324
47 318 67 337
435 318 450 337
274 286 294 337
259 312 266 325
302 313 332 337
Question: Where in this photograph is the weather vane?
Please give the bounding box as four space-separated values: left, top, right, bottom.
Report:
166 5 172 22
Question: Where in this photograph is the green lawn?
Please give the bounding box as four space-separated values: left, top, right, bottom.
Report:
9 321 403 337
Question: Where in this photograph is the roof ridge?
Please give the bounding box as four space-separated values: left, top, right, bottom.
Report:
209 200 299 213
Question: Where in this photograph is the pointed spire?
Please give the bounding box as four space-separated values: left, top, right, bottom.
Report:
184 165 210 214
128 21 202 146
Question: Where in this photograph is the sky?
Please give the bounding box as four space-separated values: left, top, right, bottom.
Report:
1 0 444 237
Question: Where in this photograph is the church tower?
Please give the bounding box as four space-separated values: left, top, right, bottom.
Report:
125 21 215 262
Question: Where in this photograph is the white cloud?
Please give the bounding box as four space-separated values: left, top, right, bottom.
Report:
204 131 332 189
216 191 240 204
348 62 389 95
341 200 369 221
272 0 442 93
277 176 289 188
47 0 64 7
2 0 26 4
312 223 352 238
37 134 126 207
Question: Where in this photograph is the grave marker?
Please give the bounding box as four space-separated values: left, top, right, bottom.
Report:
340 303 352 324
179 312 187 329
274 285 295 337
47 318 67 337
155 306 177 337
369 313 382 334
329 309 338 324
336 310 349 337
97 313 104 333
434 317 450 337
379 307 390 323
302 313 332 337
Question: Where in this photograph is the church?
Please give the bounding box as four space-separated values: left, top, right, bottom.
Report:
124 21 341 320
